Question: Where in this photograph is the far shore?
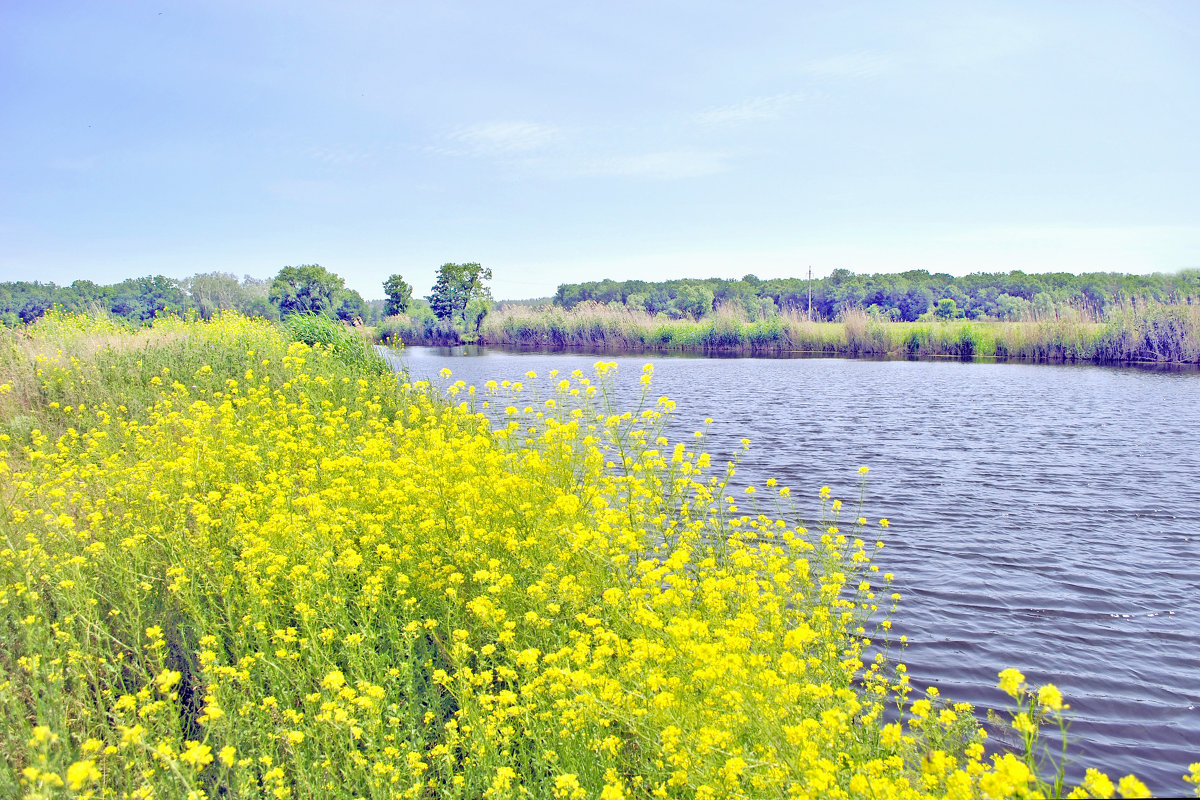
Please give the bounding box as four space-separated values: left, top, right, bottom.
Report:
375 304 1200 366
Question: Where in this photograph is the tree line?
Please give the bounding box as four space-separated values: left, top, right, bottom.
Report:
10 265 1197 329
0 262 494 332
554 269 1200 322
0 272 316 327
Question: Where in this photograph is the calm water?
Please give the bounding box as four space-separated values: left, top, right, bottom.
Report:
392 346 1200 793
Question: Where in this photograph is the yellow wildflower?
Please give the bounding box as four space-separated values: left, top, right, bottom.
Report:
1037 683 1064 711
66 759 101 790
997 667 1025 698
180 741 214 769
1116 774 1150 798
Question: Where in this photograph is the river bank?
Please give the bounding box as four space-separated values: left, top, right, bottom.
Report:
377 304 1200 365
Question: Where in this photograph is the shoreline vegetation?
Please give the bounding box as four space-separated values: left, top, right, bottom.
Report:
9 267 1200 367
3 311 1197 798
376 303 1200 365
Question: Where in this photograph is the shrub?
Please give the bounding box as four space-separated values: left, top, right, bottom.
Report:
284 313 389 374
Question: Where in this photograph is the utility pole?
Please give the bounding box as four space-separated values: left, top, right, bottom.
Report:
807 266 813 320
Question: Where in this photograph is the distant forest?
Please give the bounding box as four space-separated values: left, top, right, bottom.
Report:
554 269 1200 322
0 272 386 327
5 267 1200 328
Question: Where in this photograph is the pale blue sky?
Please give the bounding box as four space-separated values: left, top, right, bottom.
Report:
3 1 1198 300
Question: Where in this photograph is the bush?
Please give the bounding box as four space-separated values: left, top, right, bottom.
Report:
283 313 389 374
376 315 421 348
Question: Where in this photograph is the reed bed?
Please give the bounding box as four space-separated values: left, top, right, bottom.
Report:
445 304 1200 365
5 312 1197 798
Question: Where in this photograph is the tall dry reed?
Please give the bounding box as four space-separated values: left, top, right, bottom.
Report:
388 303 1200 364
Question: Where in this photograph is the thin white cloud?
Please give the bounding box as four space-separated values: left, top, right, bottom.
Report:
694 93 804 126
801 50 895 79
574 149 730 180
438 121 560 156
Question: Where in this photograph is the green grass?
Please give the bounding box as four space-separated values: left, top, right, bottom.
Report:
282 313 390 374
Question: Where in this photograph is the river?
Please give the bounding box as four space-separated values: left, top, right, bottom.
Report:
389 345 1200 793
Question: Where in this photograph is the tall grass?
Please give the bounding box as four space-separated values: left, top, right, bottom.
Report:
377 314 464 348
282 313 390 375
458 304 1200 364
0 310 391 455
5 312 1195 798
0 311 266 452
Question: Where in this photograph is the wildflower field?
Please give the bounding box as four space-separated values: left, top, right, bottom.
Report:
2 312 1195 799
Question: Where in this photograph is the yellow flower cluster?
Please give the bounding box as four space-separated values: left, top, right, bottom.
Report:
0 312 1187 799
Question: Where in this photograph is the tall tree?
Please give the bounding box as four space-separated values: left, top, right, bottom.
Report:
332 288 367 323
108 275 191 321
428 263 492 328
382 274 414 315
269 264 345 317
184 272 245 319
674 283 715 319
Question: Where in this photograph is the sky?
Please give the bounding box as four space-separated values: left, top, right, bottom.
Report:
3 1 1198 301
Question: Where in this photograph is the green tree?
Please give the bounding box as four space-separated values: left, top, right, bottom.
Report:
269 265 345 317
644 287 671 316
428 263 492 329
382 274 414 316
183 272 275 319
332 288 367 323
108 275 192 321
674 283 715 319
1031 292 1057 320
935 298 960 320
994 293 1031 321
897 287 934 321
464 297 491 338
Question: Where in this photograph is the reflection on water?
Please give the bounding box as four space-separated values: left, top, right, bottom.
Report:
391 346 1200 794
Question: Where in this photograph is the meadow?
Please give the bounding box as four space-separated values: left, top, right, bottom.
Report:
378 303 1200 365
2 311 1196 799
